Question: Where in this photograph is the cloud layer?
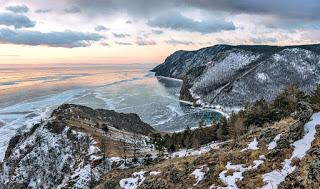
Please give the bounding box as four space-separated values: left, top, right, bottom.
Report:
5 5 29 13
0 0 319 50
148 11 235 34
0 28 104 47
0 13 35 29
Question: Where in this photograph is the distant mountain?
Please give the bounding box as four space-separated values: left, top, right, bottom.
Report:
152 44 320 108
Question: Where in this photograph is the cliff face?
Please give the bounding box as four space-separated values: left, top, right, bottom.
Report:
0 104 154 189
152 44 320 108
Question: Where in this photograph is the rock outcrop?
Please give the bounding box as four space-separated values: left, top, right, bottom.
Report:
0 104 154 189
52 104 155 135
152 44 320 108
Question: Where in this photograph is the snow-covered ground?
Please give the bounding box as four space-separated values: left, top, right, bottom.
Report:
261 112 320 189
149 171 161 176
241 138 259 152
267 133 282 150
170 141 222 158
119 171 146 189
218 155 265 189
191 166 208 186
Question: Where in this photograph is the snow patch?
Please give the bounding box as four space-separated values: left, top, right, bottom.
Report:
219 155 266 188
241 138 259 152
191 166 208 186
261 112 320 189
119 171 145 189
256 73 268 82
149 171 161 176
170 141 222 158
267 133 282 150
219 162 247 189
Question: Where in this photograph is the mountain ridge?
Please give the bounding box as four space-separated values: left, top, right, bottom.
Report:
152 43 320 109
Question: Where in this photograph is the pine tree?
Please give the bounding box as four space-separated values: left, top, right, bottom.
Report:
273 85 305 117
150 133 165 156
310 85 320 110
217 117 229 140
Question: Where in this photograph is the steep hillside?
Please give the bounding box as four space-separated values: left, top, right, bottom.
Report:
152 44 320 108
95 103 320 189
1 88 320 189
0 104 154 188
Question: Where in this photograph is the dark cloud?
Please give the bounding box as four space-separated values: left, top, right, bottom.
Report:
73 0 177 17
0 13 35 29
115 41 132 45
5 5 29 13
70 0 319 30
112 33 130 38
64 6 81 14
35 9 52 13
148 11 235 34
165 38 194 45
126 20 133 24
183 0 320 21
95 25 108 31
136 37 156 46
0 28 104 47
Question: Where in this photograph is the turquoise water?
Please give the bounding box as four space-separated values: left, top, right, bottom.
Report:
0 64 222 160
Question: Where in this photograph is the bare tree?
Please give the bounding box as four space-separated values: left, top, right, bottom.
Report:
82 134 91 166
230 115 245 147
89 166 94 189
100 134 111 172
132 131 141 163
120 131 129 166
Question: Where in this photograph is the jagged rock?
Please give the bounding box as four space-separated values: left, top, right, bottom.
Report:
152 44 320 108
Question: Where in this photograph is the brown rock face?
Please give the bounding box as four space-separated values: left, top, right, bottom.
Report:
179 79 194 102
179 65 206 103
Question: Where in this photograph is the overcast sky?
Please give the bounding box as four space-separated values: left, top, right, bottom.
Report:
0 0 319 64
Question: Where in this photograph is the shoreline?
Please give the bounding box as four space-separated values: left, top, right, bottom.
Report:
153 74 231 117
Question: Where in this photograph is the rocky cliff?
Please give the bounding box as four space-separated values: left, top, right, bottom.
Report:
52 104 155 135
0 104 154 189
152 44 320 108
